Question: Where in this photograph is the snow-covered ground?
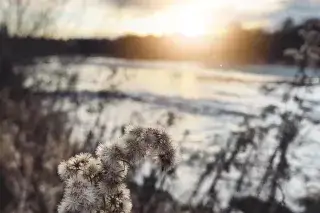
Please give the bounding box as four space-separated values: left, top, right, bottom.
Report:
24 57 320 212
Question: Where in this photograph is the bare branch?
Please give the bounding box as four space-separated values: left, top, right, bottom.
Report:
0 0 68 36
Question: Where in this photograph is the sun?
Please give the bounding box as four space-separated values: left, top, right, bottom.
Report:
175 13 209 37
161 2 214 37
173 4 211 37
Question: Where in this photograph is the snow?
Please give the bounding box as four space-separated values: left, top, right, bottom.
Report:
23 56 320 212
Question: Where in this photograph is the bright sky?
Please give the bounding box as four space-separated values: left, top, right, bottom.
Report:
5 0 320 38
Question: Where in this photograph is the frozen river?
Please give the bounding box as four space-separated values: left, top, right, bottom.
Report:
24 57 320 212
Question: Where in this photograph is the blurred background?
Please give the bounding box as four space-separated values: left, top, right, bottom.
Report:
0 0 320 213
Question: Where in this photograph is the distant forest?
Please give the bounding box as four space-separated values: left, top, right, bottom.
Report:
2 18 320 65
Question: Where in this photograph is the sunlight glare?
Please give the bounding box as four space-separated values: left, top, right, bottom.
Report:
170 3 212 37
122 0 283 38
164 2 215 37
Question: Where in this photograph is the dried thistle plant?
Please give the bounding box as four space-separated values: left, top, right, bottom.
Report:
284 29 320 68
57 127 176 213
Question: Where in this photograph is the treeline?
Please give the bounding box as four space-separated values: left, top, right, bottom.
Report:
3 18 320 65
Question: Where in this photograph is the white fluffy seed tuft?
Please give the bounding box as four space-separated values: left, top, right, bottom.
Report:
58 127 176 213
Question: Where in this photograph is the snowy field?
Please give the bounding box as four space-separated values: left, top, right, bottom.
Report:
24 57 320 212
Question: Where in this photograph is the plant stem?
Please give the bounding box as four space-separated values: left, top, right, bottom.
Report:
103 196 107 210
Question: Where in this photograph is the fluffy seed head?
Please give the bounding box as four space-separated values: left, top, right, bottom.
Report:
57 197 77 213
58 127 176 213
105 184 132 213
124 138 148 163
99 161 128 191
158 147 176 172
82 157 103 182
64 176 99 211
57 160 72 181
68 153 93 171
